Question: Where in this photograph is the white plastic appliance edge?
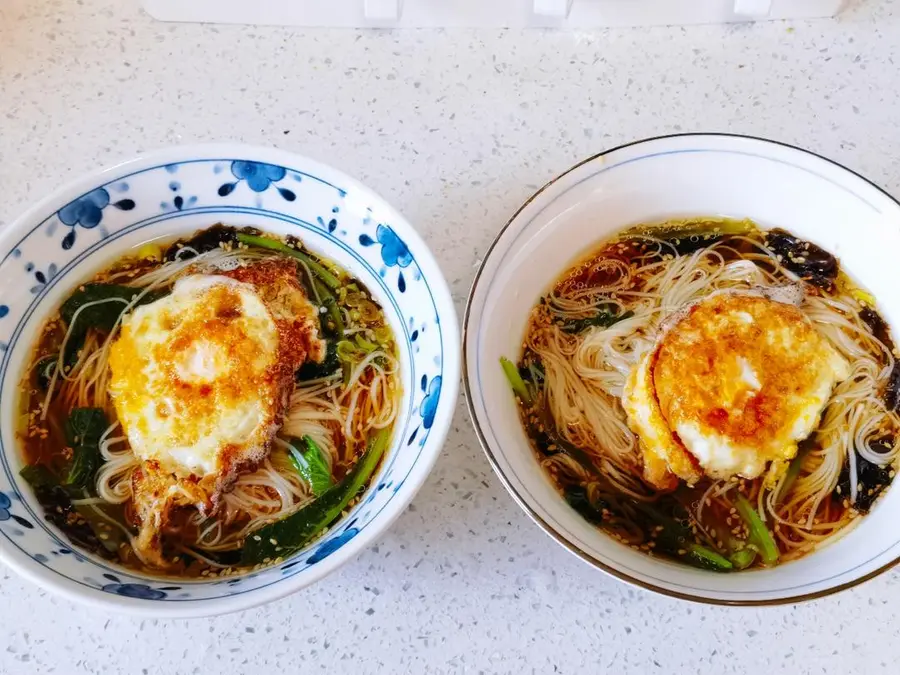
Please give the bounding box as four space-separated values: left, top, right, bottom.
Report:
141 0 844 28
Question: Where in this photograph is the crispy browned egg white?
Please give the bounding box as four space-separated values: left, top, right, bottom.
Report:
622 292 849 491
108 259 325 566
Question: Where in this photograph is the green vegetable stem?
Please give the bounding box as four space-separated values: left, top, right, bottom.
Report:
735 494 779 565
236 233 341 290
500 357 532 406
242 427 391 565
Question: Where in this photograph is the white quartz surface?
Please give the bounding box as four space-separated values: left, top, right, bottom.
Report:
2 0 900 672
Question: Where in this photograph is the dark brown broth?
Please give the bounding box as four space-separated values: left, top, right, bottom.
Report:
517 219 889 570
18 226 398 578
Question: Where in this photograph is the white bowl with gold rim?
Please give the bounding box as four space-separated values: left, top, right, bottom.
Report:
464 133 900 604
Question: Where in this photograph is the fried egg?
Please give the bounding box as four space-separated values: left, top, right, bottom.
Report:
622 291 850 489
108 258 324 564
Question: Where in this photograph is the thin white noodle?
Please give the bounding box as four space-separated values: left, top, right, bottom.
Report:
525 228 899 562
28 241 401 570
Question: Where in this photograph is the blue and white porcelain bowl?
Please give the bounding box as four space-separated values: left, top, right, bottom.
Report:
0 145 459 616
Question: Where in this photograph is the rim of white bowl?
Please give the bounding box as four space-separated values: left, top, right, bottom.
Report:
0 143 460 617
463 132 900 606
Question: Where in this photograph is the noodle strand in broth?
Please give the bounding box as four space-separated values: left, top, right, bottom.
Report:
510 219 900 569
19 226 401 577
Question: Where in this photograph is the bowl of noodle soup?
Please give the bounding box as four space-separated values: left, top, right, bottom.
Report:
0 145 458 616
465 133 900 604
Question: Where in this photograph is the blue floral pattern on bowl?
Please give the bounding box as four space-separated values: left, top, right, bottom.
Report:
307 527 360 565
0 492 10 521
421 376 442 430
57 188 136 250
218 161 297 202
102 582 168 600
0 148 457 612
59 188 110 230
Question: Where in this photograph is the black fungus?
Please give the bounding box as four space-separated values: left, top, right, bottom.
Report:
564 485 607 525
834 441 894 513
885 363 900 413
862 308 900 412
764 229 838 290
860 307 894 351
164 224 241 261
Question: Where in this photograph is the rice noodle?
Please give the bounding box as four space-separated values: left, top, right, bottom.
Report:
525 229 900 563
29 239 401 570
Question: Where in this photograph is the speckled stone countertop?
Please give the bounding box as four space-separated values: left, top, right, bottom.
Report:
2 0 900 672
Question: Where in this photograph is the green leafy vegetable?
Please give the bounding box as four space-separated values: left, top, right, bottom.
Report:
295 341 341 381
60 284 164 363
652 218 755 256
164 225 238 261
21 478 115 559
242 428 391 564
500 357 533 406
531 407 598 475
35 356 58 390
561 308 634 334
292 278 345 382
236 233 341 290
287 436 334 496
61 284 163 333
734 494 779 565
527 361 545 386
632 500 733 572
71 500 131 555
64 407 108 489
564 485 607 525
19 463 58 490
